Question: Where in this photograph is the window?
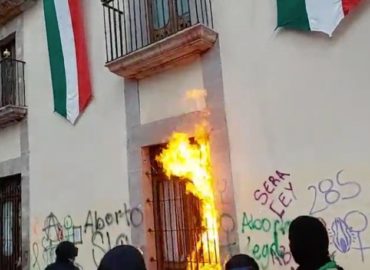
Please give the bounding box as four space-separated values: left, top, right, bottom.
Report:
3 202 14 257
149 145 216 270
148 0 191 42
0 175 21 270
0 36 16 107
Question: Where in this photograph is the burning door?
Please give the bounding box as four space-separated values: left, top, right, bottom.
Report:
0 175 21 270
151 148 203 269
149 126 221 270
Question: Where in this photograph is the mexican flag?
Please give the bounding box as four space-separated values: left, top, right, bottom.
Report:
277 0 361 36
43 0 92 124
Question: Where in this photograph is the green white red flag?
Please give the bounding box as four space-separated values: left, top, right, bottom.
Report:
43 0 92 124
277 0 361 36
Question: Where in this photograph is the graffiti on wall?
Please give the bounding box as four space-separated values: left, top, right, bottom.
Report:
219 212 237 255
31 203 143 270
306 170 370 262
254 170 296 219
244 169 368 269
330 210 370 262
241 212 294 270
307 170 361 215
217 177 239 257
32 213 84 270
30 170 370 269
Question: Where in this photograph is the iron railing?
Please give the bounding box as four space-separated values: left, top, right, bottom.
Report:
102 0 214 62
0 59 25 108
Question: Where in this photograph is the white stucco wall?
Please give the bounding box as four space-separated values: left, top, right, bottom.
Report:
139 58 205 124
0 124 20 163
12 0 370 269
23 1 132 269
214 1 370 269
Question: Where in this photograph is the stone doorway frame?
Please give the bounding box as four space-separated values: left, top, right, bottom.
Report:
123 41 240 269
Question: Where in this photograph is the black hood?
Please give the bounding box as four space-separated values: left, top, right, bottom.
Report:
289 216 330 269
225 254 259 270
56 241 78 262
98 245 147 270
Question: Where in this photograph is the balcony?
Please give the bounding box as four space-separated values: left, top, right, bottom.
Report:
0 58 27 129
0 0 36 25
102 0 218 79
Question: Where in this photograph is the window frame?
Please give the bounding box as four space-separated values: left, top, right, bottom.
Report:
147 0 191 43
0 175 22 270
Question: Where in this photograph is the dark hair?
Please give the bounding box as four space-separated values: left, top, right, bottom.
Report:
55 241 78 261
289 216 330 268
98 245 146 270
225 254 259 270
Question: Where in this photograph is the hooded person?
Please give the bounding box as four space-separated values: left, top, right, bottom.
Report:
45 241 79 270
289 216 344 270
225 254 259 270
97 245 147 270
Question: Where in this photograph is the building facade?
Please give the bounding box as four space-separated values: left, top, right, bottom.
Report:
0 0 370 270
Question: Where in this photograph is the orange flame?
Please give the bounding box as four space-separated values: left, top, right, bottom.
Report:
186 89 207 112
156 124 221 270
186 89 207 100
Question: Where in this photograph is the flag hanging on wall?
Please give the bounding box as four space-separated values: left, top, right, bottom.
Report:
276 0 361 36
43 0 92 124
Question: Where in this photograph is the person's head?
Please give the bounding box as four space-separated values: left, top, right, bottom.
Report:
289 216 330 268
225 254 259 270
98 245 146 270
55 241 78 263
